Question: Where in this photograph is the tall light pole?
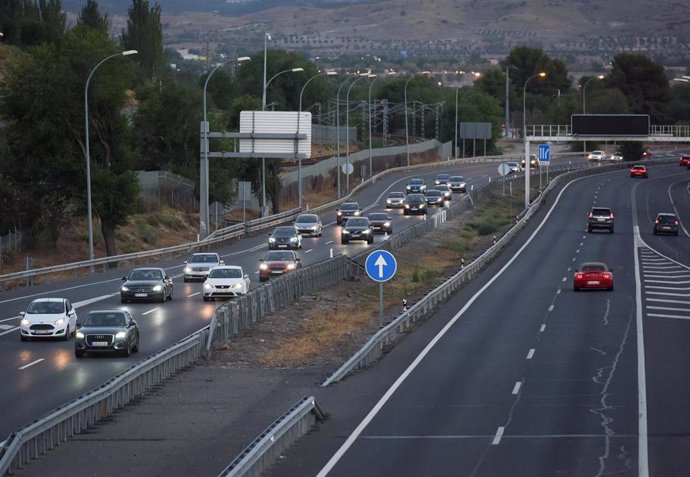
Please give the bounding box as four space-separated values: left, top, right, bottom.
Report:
335 75 356 199
368 72 395 177
405 71 431 167
504 66 511 138
454 86 459 157
522 71 546 208
298 70 337 209
345 73 372 193
84 49 137 262
582 74 604 154
261 65 304 215
201 56 251 238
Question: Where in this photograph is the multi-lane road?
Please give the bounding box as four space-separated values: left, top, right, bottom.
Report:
260 158 690 476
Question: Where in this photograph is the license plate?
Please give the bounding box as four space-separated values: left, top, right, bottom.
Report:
92 341 108 347
278 245 288 248
135 293 148 297
35 330 52 335
587 281 600 285
597 218 605 222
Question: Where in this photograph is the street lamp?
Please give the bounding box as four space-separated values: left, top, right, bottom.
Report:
335 75 359 198
201 56 251 238
522 71 546 208
298 70 337 209
368 71 396 177
405 71 431 167
345 73 372 193
84 49 137 262
581 74 604 154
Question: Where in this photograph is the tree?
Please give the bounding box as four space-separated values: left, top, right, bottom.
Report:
668 82 690 124
121 0 164 84
0 0 66 47
608 53 671 122
77 0 110 33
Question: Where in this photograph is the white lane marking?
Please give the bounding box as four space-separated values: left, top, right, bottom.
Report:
142 307 160 315
526 349 535 360
492 427 505 445
582 235 587 239
562 277 567 282
557 289 561 295
648 306 690 312
304 249 314 254
576 249 580 254
317 173 593 476
187 292 201 297
73 294 119 309
0 324 14 330
647 298 690 305
19 358 44 370
325 240 333 245
0 316 21 324
645 279 690 284
579 242 584 246
646 291 690 297
648 313 690 320
254 271 260 274
540 324 546 332
0 326 19 337
669 181 690 237
645 286 690 291
632 226 649 473
511 382 522 395
548 305 554 312
0 280 123 306
571 257 576 262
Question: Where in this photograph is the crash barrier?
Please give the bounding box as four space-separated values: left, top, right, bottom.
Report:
320 158 678 386
0 329 208 476
218 396 325 477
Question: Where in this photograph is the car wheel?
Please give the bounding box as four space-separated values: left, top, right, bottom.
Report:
404 210 409 216
675 231 679 236
587 226 592 233
260 276 268 282
75 349 84 358
121 342 130 357
653 229 657 235
368 237 374 244
573 285 580 292
121 297 127 304
203 296 210 302
168 288 173 301
132 338 139 353
63 327 70 341
20 334 27 342
159 293 166 303
342 239 348 245
608 285 614 291
183 277 189 283
610 227 614 234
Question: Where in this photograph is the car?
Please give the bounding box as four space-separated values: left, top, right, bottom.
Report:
434 173 450 185
588 207 615 233
74 310 139 358
424 189 446 207
183 253 224 282
120 267 173 303
341 217 374 244
573 262 614 291
680 154 690 166
336 202 362 225
642 149 653 159
436 183 453 200
19 298 77 341
259 251 302 282
521 154 539 169
385 191 406 209
448 176 467 193
294 213 322 237
506 162 521 174
609 152 623 161
368 212 393 234
588 150 606 161
203 265 250 300
653 213 679 236
405 178 427 194
403 193 426 215
268 226 302 250
630 164 648 178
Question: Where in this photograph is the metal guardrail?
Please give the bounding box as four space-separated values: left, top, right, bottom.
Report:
0 328 209 475
218 396 325 477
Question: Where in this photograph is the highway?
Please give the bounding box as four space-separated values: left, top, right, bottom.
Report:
0 156 582 441
262 159 690 477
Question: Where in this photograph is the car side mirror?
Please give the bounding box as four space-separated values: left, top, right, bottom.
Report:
259 259 264 262
164 275 170 280
76 321 82 329
128 320 135 327
220 261 225 265
244 275 249 279
19 311 25 317
609 268 615 272
122 276 127 281
296 258 301 262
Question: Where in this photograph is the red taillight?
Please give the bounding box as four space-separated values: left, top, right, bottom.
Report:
611 213 615 219
603 273 611 279
676 221 680 225
655 219 660 224
576 274 583 279
588 213 593 219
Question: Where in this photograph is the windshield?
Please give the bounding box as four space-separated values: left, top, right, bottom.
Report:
581 264 606 272
407 195 424 203
84 312 127 327
346 218 369 227
426 190 442 196
128 269 163 280
296 215 318 224
265 251 295 261
450 176 464 182
189 254 219 263
273 227 296 236
389 192 405 198
341 203 359 210
27 301 64 314
410 179 424 185
657 215 677 224
209 268 242 279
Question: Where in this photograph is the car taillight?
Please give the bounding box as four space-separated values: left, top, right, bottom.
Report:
610 213 615 219
655 219 660 224
588 213 593 219
675 220 679 225
576 274 583 279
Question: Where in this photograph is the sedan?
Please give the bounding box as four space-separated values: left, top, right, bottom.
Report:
294 213 322 237
573 262 614 291
121 268 173 303
259 251 302 282
268 226 302 250
75 310 139 358
448 176 467 193
405 178 427 194
506 162 520 174
183 253 224 282
404 194 426 215
336 202 363 225
436 183 453 200
203 265 250 300
341 217 374 244
385 191 406 209
19 298 77 341
368 212 393 234
434 173 450 185
680 154 690 166
424 189 446 207
630 164 648 178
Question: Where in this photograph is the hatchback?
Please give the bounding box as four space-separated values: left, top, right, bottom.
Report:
653 213 679 236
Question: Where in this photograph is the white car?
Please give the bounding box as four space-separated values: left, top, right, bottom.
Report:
506 162 521 174
20 298 77 341
588 150 607 161
293 213 322 237
183 253 224 282
203 265 250 301
609 152 623 161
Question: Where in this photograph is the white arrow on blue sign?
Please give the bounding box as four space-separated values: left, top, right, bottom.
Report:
365 250 397 283
538 144 550 164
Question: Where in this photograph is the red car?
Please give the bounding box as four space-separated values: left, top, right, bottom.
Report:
630 164 648 178
680 154 690 166
259 250 301 282
574 262 614 291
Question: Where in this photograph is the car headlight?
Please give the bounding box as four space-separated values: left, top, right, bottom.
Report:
290 237 297 242
287 263 297 270
152 285 163 292
76 331 84 339
115 331 127 340
384 221 391 227
386 199 392 204
204 283 213 290
420 203 426 208
121 286 129 292
342 229 350 234
354 211 361 216
269 238 276 243
184 266 192 274
54 318 65 326
21 318 29 327
405 204 410 208
232 283 242 289
260 263 268 270
337 211 342 216
363 229 371 234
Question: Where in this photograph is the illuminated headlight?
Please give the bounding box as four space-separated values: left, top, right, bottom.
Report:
268 238 276 243
384 221 391 227
54 318 65 326
21 318 29 327
406 186 411 191
232 283 243 289
386 199 392 204
419 203 426 208
184 266 192 274
337 211 342 216
459 183 466 188
76 331 84 339
405 204 410 208
115 331 127 340
152 285 163 292
342 229 350 234
260 263 268 270
204 283 213 290
421 186 426 191
121 286 130 292
354 211 361 216
362 229 371 234
287 263 297 270
290 237 298 242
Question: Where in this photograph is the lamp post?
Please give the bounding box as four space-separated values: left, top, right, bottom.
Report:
201 56 251 238
404 71 431 167
582 74 604 154
84 49 137 262
368 72 395 177
261 65 304 215
345 73 372 193
298 70 337 209
504 66 511 138
454 86 459 157
335 75 357 199
522 71 546 208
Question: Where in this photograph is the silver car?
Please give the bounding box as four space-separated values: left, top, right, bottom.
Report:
294 213 322 237
183 253 224 282
385 191 406 209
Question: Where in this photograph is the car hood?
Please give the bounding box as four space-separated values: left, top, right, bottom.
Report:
124 279 162 286
369 219 388 224
344 225 370 231
23 313 66 323
206 278 245 286
79 326 127 334
264 261 291 267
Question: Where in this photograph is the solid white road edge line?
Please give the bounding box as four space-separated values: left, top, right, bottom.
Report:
19 358 44 370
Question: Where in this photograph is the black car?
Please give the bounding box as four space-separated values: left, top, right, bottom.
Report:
368 212 393 234
121 268 173 303
653 213 679 235
75 310 139 358
424 189 446 207
448 176 467 193
341 217 374 244
434 173 450 185
404 193 426 215
268 226 302 250
588 207 615 233
405 178 427 194
336 202 363 225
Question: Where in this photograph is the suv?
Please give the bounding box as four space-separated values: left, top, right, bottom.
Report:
653 213 679 236
521 154 539 169
588 207 615 233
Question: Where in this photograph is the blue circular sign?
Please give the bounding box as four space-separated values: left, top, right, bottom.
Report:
365 250 397 283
